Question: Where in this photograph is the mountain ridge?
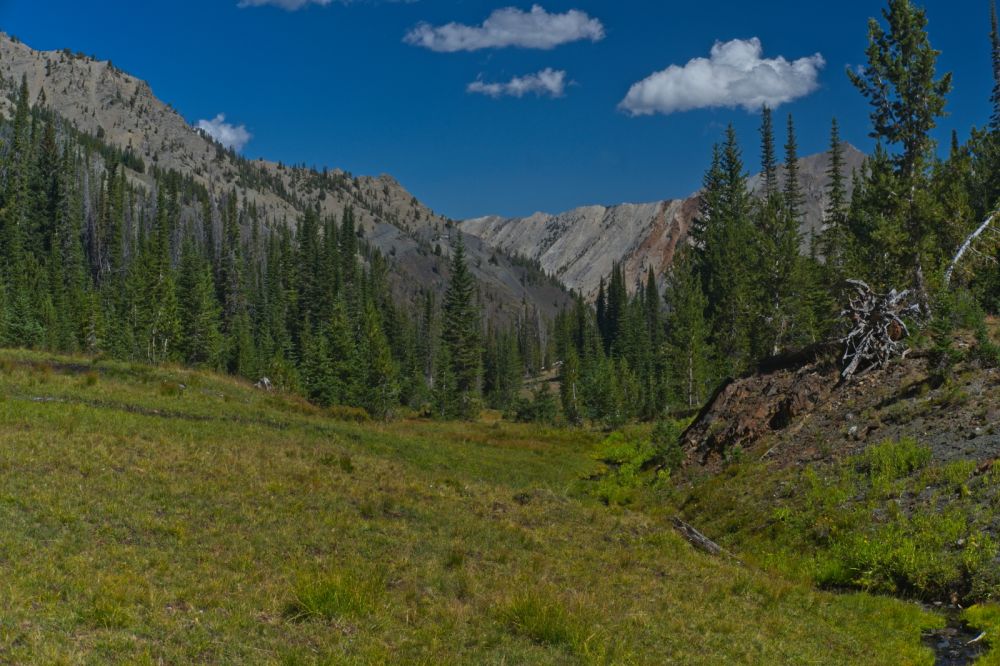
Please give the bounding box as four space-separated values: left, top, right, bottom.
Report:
0 32 570 322
463 145 867 298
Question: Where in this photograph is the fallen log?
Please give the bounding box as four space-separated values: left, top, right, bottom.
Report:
671 517 744 565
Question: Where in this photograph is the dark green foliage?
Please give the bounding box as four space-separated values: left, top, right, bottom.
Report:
652 420 685 472
440 235 482 419
663 248 712 409
820 118 849 286
698 125 757 375
5 0 1000 430
0 79 538 420
848 0 953 302
509 383 558 424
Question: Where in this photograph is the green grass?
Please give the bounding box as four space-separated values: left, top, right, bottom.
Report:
285 569 386 621
965 605 1000 665
672 438 1000 605
0 350 945 664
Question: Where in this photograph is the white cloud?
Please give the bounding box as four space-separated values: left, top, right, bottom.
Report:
619 38 825 116
404 5 604 52
196 114 252 152
468 68 568 98
237 0 332 8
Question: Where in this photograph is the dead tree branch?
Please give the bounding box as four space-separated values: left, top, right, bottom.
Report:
671 517 744 565
945 212 999 288
840 280 920 380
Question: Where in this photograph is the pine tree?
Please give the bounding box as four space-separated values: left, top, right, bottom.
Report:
643 266 662 347
821 118 849 282
3 75 44 347
848 0 953 303
357 300 399 419
440 234 482 419
595 277 608 343
991 0 1000 133
300 321 337 406
560 347 582 425
783 114 805 227
604 263 627 354
327 297 359 404
664 248 712 409
770 115 810 353
760 106 779 200
697 125 757 374
178 242 224 368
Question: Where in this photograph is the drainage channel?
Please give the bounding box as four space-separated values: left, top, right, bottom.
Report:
923 611 988 665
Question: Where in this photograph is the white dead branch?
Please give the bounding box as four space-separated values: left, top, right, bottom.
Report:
840 280 920 379
945 212 999 288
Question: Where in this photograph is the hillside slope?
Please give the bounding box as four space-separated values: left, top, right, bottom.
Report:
463 146 866 298
0 349 944 664
665 324 1000 614
0 33 569 321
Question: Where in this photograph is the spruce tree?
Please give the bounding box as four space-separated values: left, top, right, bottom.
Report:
821 118 849 281
849 0 953 303
698 125 756 374
664 248 712 409
357 300 399 420
991 0 1000 133
760 106 779 200
440 234 481 419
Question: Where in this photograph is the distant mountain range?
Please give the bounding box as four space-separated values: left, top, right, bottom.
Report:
463 145 867 298
0 32 868 314
0 33 570 323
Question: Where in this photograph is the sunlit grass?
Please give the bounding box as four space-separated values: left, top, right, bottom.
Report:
0 349 942 664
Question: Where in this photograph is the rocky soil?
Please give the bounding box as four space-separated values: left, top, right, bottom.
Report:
681 335 1000 471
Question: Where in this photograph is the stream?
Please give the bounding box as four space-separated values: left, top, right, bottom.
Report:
923 609 988 665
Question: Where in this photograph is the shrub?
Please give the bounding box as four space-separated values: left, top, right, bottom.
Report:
326 405 371 423
652 420 685 472
963 604 1000 664
862 438 931 486
973 319 1000 368
590 432 658 506
508 384 558 424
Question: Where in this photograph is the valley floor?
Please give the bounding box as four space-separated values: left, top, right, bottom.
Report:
0 350 955 664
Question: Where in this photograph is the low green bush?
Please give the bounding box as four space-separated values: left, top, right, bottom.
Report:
508 384 558 424
862 438 931 494
327 405 372 423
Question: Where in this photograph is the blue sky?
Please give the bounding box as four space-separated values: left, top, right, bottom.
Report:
0 1 993 219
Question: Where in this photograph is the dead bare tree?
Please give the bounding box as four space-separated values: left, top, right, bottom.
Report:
840 280 921 379
944 211 1000 289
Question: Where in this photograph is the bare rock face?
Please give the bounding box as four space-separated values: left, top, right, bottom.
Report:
678 341 1000 471
681 363 834 465
463 146 866 299
0 33 570 321
464 198 699 300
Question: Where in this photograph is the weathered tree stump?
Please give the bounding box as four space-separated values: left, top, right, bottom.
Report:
840 280 920 380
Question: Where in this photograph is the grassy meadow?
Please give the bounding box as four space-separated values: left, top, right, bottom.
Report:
0 349 958 664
